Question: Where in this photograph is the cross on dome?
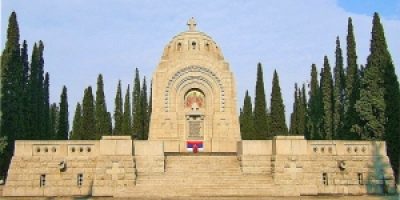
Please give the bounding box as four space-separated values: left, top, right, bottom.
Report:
187 17 197 31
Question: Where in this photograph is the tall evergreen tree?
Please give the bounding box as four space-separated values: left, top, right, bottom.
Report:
333 37 345 139
307 64 323 139
43 73 50 138
71 103 82 140
106 112 113 134
0 11 23 176
270 70 288 136
27 42 45 139
369 12 400 181
95 74 110 138
141 77 149 140
254 63 270 139
122 85 132 135
132 69 142 139
57 86 69 140
113 81 123 135
354 13 386 140
240 90 255 139
20 40 29 136
301 84 309 137
321 56 334 139
344 17 361 140
49 103 59 139
289 84 299 135
82 86 96 139
297 84 306 135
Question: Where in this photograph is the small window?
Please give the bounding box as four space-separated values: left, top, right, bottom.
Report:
40 174 46 187
177 43 182 51
192 41 196 50
322 173 328 185
77 173 83 186
71 147 75 152
52 147 57 152
358 173 363 185
36 147 41 153
44 147 48 152
79 147 84 152
205 43 210 51
87 147 91 153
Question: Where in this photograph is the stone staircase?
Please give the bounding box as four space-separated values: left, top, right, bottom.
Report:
117 154 295 197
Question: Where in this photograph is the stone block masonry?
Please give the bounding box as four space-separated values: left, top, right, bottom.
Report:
3 136 396 197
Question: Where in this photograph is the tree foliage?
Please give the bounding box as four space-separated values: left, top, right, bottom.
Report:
254 63 270 139
240 90 255 139
270 70 288 136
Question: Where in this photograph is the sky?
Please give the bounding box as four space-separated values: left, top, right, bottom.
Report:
1 0 400 127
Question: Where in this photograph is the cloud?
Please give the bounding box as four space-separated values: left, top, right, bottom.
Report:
1 0 400 128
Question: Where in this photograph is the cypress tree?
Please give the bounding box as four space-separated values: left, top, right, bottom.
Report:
49 103 59 139
141 77 149 140
369 12 400 181
122 85 132 135
82 86 96 139
254 63 269 139
344 17 361 140
289 84 299 135
71 103 82 140
240 90 255 139
27 41 45 139
57 86 69 140
113 81 123 135
307 64 323 139
43 73 50 138
21 40 29 136
321 56 334 139
0 11 23 176
297 85 306 135
132 69 142 139
270 70 288 136
354 13 386 140
301 84 309 137
106 112 113 134
95 74 109 138
333 37 345 139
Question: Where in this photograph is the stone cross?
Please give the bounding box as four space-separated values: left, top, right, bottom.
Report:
284 162 303 180
187 17 197 31
106 162 125 180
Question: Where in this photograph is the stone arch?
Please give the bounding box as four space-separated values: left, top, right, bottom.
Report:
164 66 225 112
170 78 216 113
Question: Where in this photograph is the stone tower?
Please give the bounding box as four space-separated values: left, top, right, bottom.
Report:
149 18 241 152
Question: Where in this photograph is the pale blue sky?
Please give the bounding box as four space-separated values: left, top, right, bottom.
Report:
1 1 400 126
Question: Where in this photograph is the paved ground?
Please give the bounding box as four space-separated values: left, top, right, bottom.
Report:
1 196 400 200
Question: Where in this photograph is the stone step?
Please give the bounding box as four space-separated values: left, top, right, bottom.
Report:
116 185 298 198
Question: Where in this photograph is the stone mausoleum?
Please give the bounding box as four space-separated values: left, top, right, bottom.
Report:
2 18 396 197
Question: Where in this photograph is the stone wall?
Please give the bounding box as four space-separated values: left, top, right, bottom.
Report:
3 136 135 197
3 136 396 197
238 136 396 195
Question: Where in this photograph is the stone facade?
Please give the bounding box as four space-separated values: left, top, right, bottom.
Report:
3 136 396 197
149 17 241 153
2 18 397 197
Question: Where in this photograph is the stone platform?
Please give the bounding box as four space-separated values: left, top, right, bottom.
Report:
2 136 397 197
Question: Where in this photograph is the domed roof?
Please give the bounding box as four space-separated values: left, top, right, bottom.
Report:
161 18 224 61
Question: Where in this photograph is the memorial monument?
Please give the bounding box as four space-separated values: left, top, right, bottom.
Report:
2 18 396 197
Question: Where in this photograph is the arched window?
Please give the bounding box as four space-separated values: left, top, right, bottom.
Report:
205 43 210 51
177 43 182 51
192 41 196 50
